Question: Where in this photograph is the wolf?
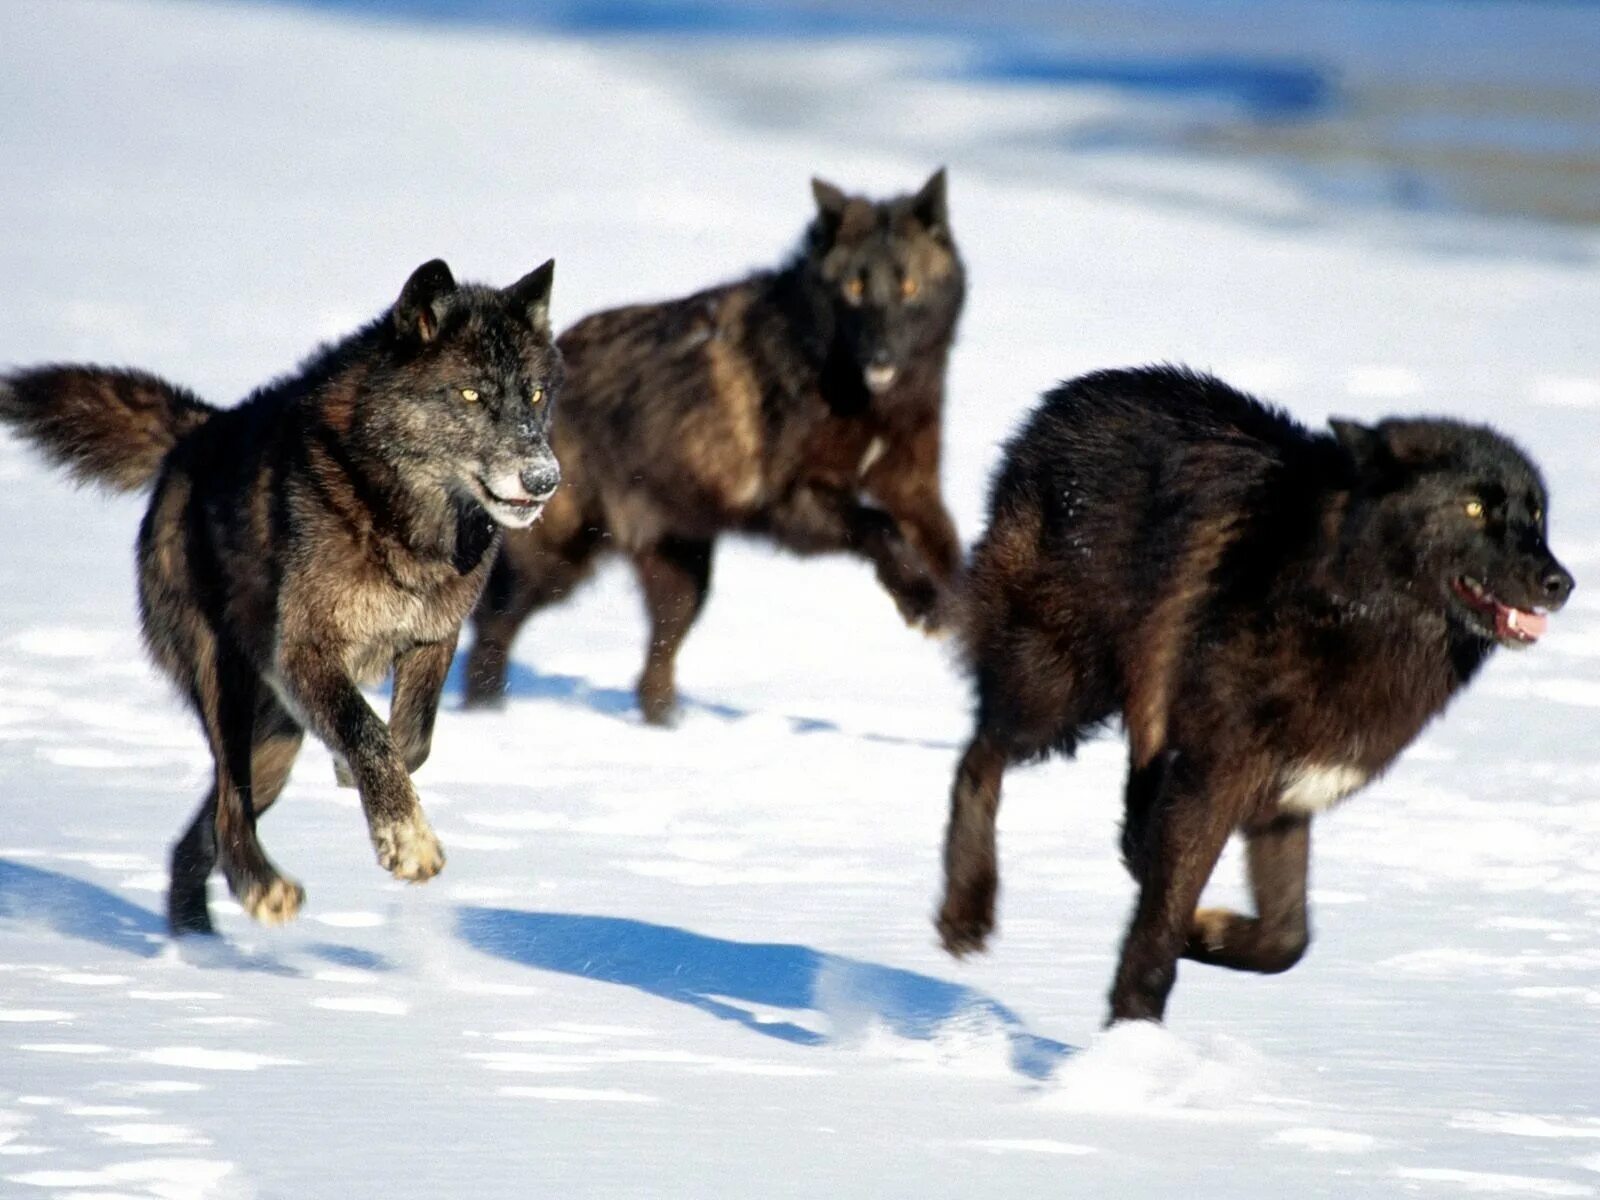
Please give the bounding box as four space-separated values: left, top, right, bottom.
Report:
463 170 965 723
0 258 563 934
935 366 1574 1024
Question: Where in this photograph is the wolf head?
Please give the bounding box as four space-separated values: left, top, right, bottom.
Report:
372 258 564 530
803 169 964 394
1332 417 1574 648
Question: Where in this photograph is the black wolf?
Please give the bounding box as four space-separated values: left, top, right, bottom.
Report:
464 170 965 723
0 259 563 934
936 366 1574 1024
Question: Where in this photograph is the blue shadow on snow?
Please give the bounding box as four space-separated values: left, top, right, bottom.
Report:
0 858 394 974
446 655 960 751
0 858 167 958
459 906 1072 1079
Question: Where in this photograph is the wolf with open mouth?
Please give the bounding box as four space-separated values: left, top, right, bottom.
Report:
936 365 1574 1026
1 258 562 934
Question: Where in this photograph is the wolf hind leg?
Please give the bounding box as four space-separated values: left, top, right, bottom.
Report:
1184 814 1310 974
632 536 714 726
167 698 303 935
168 791 220 936
199 649 306 927
464 522 604 709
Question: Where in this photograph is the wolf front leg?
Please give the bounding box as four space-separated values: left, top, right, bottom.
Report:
1108 756 1246 1024
936 730 1009 955
277 642 444 883
762 483 939 626
390 636 458 774
1185 814 1311 974
862 420 962 589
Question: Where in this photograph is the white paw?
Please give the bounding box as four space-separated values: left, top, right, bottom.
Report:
371 810 445 882
238 875 306 926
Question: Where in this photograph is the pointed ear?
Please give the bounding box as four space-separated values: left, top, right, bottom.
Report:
508 258 555 335
393 259 457 344
812 177 848 220
911 167 948 230
1330 418 1385 472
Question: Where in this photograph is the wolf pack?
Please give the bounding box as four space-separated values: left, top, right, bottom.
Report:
0 170 1575 1030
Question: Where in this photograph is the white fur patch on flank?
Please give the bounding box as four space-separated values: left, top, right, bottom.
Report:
1279 762 1368 815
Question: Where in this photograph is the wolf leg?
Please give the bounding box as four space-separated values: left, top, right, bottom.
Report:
168 791 220 936
936 731 1009 956
861 421 962 587
1107 760 1242 1023
763 484 939 627
464 526 603 708
390 636 457 773
1184 815 1310 974
202 650 306 927
631 536 714 725
278 644 443 883
167 699 302 935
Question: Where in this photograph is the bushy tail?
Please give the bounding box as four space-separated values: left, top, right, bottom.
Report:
0 365 217 492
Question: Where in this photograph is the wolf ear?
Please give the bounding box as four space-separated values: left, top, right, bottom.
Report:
1330 418 1383 471
508 258 555 336
911 167 949 231
1333 417 1428 476
394 259 457 345
1335 417 1450 474
812 177 849 220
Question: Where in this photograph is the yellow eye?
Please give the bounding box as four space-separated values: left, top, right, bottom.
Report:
529 386 544 406
901 276 919 299
1533 506 1543 525
460 388 480 403
843 278 864 303
1464 499 1484 519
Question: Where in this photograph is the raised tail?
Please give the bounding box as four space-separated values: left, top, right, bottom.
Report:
0 365 217 492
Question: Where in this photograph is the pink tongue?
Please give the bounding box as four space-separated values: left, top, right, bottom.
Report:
1496 603 1548 640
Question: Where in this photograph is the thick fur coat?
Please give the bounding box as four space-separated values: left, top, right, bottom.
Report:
1 259 563 932
937 366 1574 1023
465 171 965 723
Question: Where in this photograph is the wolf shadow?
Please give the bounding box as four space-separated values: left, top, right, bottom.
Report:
457 907 1070 1079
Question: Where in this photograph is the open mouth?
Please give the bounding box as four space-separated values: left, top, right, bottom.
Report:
474 478 545 526
864 363 898 392
1452 576 1548 646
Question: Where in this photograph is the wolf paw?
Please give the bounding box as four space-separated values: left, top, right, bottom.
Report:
640 699 680 728
633 662 678 729
936 895 994 959
372 811 446 882
238 875 306 926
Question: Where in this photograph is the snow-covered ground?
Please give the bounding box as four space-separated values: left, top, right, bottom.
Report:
2 1 1599 1196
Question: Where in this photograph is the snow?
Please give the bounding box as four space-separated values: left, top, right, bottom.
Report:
2 0 1599 1196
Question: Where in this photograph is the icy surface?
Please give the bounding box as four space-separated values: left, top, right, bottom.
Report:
1 1 1598 1197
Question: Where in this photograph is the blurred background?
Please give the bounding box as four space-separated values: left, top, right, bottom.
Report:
279 0 1600 227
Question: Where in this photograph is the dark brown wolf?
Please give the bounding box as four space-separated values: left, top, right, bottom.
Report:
936 366 1574 1024
0 259 563 934
464 170 965 723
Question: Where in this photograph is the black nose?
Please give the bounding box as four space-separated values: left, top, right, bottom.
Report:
1541 563 1575 608
521 460 561 502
